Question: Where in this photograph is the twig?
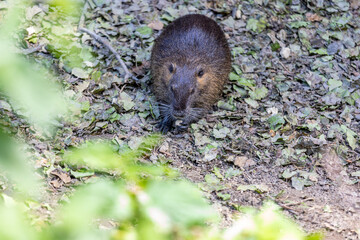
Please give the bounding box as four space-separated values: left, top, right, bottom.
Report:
22 44 45 55
79 27 132 81
278 60 290 73
275 201 300 215
113 82 126 94
267 196 300 215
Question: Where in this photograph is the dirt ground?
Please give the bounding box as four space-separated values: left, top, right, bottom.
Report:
14 0 360 239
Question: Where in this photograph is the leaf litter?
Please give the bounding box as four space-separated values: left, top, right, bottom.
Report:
13 0 360 239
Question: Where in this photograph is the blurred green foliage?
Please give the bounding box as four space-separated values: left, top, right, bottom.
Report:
0 0 67 131
0 1 322 240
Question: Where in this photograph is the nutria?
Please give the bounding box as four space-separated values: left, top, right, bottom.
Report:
151 14 231 133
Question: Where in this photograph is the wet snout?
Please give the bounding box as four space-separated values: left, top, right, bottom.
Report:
172 108 186 118
170 83 189 118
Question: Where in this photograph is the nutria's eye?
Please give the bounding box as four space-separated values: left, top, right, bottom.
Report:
197 69 204 77
170 85 175 93
190 88 195 95
168 64 174 73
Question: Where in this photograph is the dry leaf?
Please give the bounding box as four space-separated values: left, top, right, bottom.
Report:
350 0 360 9
234 156 256 168
50 179 62 188
305 13 322 22
51 169 71 184
148 21 164 30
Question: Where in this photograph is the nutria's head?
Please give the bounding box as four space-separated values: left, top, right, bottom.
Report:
160 62 207 119
150 14 231 132
151 54 225 129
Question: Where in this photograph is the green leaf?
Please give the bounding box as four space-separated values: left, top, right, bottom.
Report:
70 169 95 178
121 15 134 23
0 205 37 240
205 173 220 185
330 13 352 29
291 177 304 190
232 47 245 56
60 181 132 228
213 167 224 180
146 181 218 226
309 48 328 55
340 125 357 150
333 0 349 10
230 72 255 87
246 18 267 33
232 65 242 75
217 193 231 201
229 72 239 81
119 92 135 111
72 67 89 79
245 98 259 108
268 114 285 131
81 100 90 112
237 184 269 193
282 169 296 179
328 79 342 91
289 21 309 29
136 26 152 38
212 127 230 139
271 42 281 51
249 86 268 100
345 131 357 150
225 167 242 178
351 171 360 177
217 100 236 111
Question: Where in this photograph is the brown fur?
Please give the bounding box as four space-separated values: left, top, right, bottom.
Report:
151 14 231 133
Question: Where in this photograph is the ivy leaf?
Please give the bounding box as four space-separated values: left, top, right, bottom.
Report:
328 79 342 91
136 26 152 38
249 86 268 100
268 114 285 131
72 68 89 79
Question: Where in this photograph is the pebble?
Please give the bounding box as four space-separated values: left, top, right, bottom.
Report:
280 47 291 59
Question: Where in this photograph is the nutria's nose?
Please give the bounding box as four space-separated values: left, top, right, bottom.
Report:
173 103 182 111
172 108 185 118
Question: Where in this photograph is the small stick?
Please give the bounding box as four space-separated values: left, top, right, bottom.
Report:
278 60 290 73
22 44 45 55
79 27 132 81
267 196 300 215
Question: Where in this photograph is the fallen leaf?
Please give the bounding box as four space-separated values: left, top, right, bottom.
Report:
305 13 323 22
26 5 42 20
76 81 90 93
72 67 89 79
50 170 71 184
159 141 169 154
237 184 269 193
291 177 304 190
350 0 360 9
50 179 62 188
320 148 351 185
148 21 164 30
203 148 218 162
234 156 256 168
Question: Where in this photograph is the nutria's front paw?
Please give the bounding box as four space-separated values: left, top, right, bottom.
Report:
157 117 174 133
174 121 189 133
